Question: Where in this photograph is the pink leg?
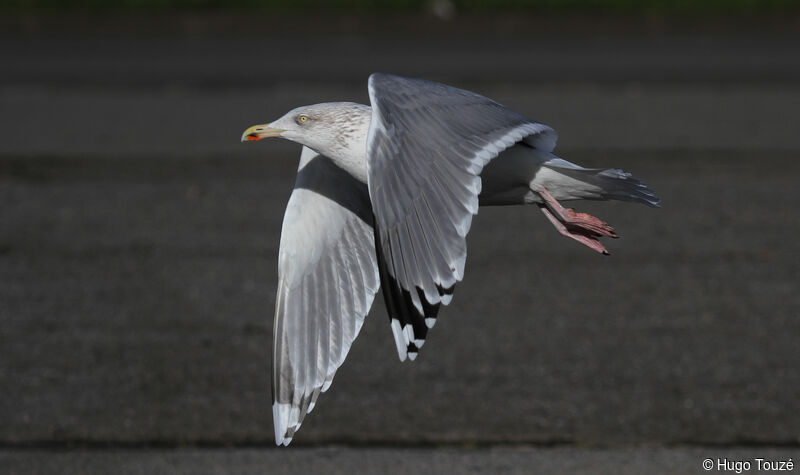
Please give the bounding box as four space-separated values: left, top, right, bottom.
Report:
538 188 618 238
536 187 617 255
539 206 609 255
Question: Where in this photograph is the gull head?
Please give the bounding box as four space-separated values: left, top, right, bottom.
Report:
241 102 371 160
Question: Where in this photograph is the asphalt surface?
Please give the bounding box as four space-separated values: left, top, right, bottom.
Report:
3 149 799 447
1 15 799 473
2 447 799 475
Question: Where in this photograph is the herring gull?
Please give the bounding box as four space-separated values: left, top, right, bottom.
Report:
241 73 659 445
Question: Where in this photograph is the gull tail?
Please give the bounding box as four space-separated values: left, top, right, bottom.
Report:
540 157 660 208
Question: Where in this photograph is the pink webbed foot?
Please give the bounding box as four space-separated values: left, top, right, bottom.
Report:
537 187 618 255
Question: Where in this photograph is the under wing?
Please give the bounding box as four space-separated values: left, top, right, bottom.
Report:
272 146 380 445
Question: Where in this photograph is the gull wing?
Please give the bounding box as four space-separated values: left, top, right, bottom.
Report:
366 73 557 361
272 146 380 445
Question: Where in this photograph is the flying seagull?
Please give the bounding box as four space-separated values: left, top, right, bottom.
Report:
241 73 659 446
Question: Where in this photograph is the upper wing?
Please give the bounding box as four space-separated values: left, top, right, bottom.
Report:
272 146 380 445
366 73 557 361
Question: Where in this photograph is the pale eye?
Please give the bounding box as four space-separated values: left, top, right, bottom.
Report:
296 115 309 124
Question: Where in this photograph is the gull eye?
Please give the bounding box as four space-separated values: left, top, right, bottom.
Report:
296 115 309 124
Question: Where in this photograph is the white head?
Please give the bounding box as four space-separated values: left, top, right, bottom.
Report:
241 102 371 162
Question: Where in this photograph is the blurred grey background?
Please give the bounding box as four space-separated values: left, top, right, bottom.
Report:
1 1 799 473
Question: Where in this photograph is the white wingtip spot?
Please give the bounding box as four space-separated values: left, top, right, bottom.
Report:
283 437 292 446
273 402 290 446
390 318 408 361
402 324 425 349
408 352 417 361
425 318 436 328
307 401 316 413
